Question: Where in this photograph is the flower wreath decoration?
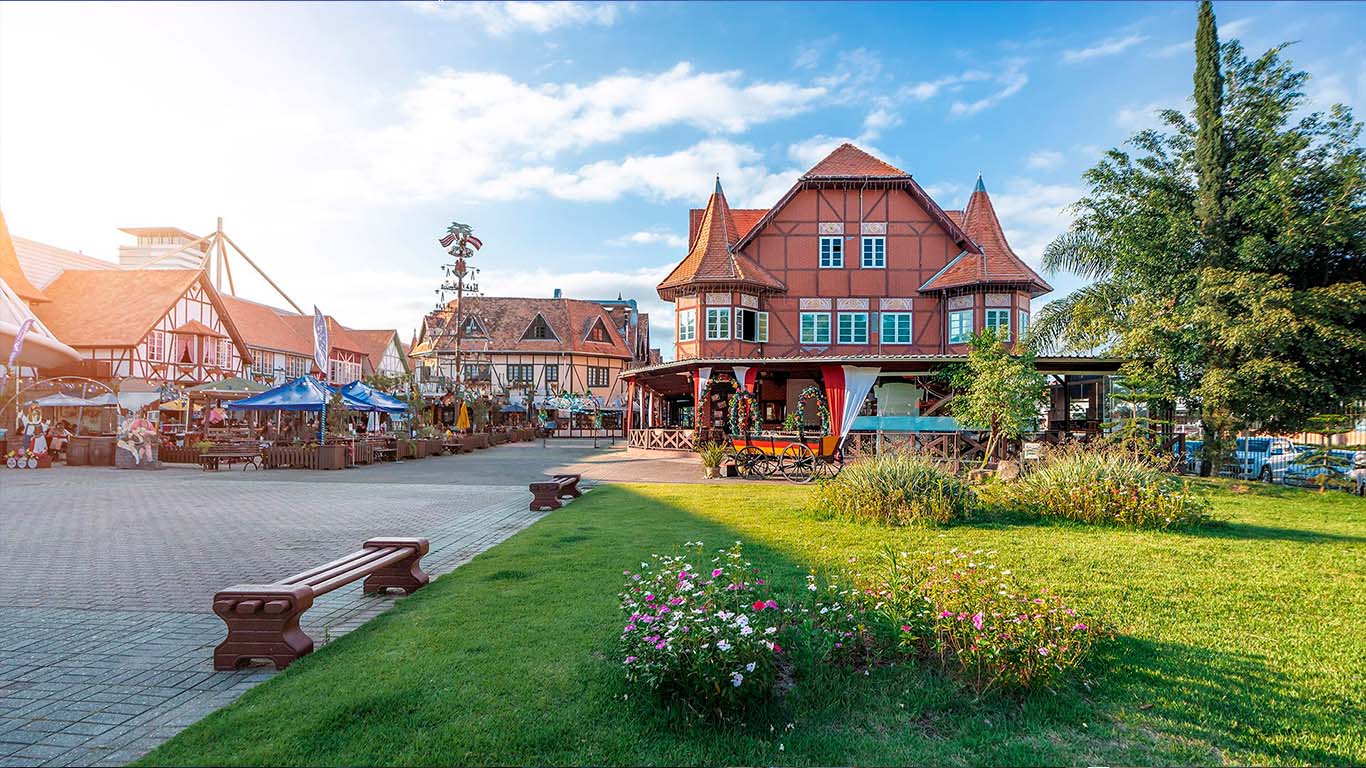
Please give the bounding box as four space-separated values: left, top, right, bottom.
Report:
727 389 760 438
795 385 831 435
693 373 735 432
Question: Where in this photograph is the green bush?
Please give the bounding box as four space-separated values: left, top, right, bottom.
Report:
810 452 976 526
1009 444 1212 529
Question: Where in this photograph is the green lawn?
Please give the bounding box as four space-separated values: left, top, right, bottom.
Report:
144 480 1365 766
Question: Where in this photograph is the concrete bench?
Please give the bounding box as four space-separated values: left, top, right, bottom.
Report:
529 473 583 511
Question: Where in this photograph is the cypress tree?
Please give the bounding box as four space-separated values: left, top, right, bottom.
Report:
1194 1 1226 259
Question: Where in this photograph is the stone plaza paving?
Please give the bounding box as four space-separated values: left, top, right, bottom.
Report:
0 441 700 766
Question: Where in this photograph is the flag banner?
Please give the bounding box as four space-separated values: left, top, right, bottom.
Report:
312 306 330 379
466 234 483 250
439 232 456 248
6 318 34 370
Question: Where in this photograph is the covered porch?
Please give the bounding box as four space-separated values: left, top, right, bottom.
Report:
621 355 1124 460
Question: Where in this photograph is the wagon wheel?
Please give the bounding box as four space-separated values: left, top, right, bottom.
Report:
779 443 817 483
738 445 776 479
814 453 843 481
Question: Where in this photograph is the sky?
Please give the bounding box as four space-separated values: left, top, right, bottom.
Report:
2 1 1363 356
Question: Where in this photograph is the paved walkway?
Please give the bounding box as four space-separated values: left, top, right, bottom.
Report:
0 441 696 766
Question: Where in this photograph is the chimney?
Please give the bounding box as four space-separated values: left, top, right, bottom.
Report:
553 288 562 299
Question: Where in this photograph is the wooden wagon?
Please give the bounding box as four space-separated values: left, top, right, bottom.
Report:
730 432 843 483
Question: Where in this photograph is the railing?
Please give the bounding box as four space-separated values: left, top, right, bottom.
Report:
843 431 996 466
627 428 695 452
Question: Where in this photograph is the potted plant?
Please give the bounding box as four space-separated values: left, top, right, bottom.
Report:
782 412 801 433
697 441 726 479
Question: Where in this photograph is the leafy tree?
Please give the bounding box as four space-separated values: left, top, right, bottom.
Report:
324 389 351 435
946 329 1047 468
1033 8 1366 473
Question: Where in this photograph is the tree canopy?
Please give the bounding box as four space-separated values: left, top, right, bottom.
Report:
1033 4 1366 438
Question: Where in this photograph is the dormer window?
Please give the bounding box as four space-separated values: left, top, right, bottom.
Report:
523 313 558 341
586 318 611 343
461 316 486 338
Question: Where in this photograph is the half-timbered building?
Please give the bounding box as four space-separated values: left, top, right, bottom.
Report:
31 268 251 387
626 143 1120 456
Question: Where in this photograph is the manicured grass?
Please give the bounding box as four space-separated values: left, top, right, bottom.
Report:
144 480 1365 766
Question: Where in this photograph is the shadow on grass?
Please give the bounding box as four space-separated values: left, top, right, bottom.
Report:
141 483 1362 767
951 504 1366 545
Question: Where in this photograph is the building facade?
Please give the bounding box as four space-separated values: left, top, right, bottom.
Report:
627 143 1117 451
411 294 654 426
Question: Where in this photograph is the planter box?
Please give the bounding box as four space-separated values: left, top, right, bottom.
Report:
426 438 444 455
90 437 116 466
318 444 347 470
396 441 414 460
412 441 429 459
160 446 202 465
264 445 317 469
470 433 490 450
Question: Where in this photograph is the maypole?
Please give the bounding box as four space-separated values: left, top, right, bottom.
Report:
434 221 482 409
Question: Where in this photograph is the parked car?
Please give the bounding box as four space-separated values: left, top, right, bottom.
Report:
1177 437 1300 481
1284 447 1362 491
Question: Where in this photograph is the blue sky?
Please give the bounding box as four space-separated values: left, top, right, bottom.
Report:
2 1 1363 355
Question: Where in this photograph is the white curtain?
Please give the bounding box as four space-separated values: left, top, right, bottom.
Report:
838 366 880 439
695 366 712 403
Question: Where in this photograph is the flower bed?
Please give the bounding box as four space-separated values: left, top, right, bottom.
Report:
619 543 783 719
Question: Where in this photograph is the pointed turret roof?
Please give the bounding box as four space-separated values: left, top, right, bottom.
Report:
920 177 1053 297
657 179 786 301
0 210 50 304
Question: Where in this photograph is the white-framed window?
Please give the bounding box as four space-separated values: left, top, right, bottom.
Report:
733 308 768 343
948 309 973 344
838 312 868 344
819 236 843 268
329 358 361 384
288 356 309 377
587 366 612 388
881 312 913 344
800 312 831 344
705 307 730 340
861 236 886 268
250 350 274 377
985 308 1011 341
146 330 165 362
1019 310 1030 338
202 338 217 366
677 309 697 342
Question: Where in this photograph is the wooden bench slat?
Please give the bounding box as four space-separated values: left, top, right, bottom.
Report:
292 547 399 591
281 547 385 585
308 548 412 597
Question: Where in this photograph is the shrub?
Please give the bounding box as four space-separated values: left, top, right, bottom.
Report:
810 452 976 526
852 548 1105 693
695 441 726 469
618 543 784 719
1010 444 1212 529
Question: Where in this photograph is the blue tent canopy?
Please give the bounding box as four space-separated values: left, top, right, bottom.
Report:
226 376 371 412
340 381 409 415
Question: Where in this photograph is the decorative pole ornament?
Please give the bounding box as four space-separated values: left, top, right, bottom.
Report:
434 221 483 396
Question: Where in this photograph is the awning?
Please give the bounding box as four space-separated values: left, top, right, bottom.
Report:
28 393 101 407
339 381 408 415
188 377 271 398
227 375 370 412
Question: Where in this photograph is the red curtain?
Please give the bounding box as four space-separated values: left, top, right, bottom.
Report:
820 365 846 438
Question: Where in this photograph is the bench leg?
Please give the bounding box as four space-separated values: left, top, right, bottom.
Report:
213 586 314 671
361 538 430 595
557 481 582 499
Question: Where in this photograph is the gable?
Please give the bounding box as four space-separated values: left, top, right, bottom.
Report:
522 312 559 341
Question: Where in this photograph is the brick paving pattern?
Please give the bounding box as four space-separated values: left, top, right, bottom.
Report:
0 441 665 766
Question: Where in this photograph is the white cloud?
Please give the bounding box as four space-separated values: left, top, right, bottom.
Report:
1026 150 1063 170
815 48 884 92
950 63 1028 116
407 1 621 36
986 179 1085 266
1152 17 1253 59
1062 34 1148 64
900 70 991 101
357 63 826 202
1114 99 1180 132
608 230 687 249
792 35 837 70
859 108 900 141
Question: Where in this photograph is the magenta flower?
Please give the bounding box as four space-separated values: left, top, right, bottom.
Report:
765 599 778 610
712 568 723 577
644 594 654 602
1072 622 1088 631
972 612 984 630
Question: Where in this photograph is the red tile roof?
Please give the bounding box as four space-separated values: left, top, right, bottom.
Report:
33 269 202 346
349 328 406 373
423 296 634 358
803 143 909 178
277 313 368 356
689 207 767 251
219 295 313 356
0 210 50 304
658 181 786 300
920 179 1053 296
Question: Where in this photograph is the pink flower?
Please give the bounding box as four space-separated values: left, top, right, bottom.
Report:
901 624 912 632
771 643 783 654
1072 623 1088 631
972 612 984 630
939 610 953 619
624 655 637 664
644 594 655 602
1038 646 1051 656
712 568 723 577
765 599 778 610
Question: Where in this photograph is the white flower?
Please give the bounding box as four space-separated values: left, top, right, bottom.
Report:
731 672 744 687
765 627 777 635
746 662 756 672
808 583 818 592
740 626 753 636
717 639 732 652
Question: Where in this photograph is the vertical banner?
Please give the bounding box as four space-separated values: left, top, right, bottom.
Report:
732 365 758 394
821 365 881 439
312 306 330 380
694 366 712 404
1 318 35 386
